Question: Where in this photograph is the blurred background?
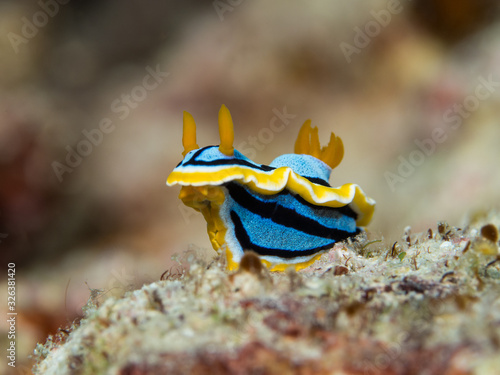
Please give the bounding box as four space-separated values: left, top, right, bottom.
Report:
1 0 500 371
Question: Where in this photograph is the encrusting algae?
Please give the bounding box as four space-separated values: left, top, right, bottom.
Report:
33 210 500 374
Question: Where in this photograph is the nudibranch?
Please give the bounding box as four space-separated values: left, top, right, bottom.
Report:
167 105 375 271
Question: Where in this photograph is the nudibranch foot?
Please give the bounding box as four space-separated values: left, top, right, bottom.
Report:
167 105 375 271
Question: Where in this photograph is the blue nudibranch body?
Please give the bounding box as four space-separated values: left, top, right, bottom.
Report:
167 105 375 271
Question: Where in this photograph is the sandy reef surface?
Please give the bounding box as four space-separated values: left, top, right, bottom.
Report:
33 210 500 375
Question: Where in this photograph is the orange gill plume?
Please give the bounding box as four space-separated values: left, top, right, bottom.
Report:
294 120 344 169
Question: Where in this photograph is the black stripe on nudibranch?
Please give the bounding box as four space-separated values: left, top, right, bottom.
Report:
303 177 331 187
225 183 360 260
226 182 358 238
183 146 274 171
230 210 337 258
181 146 338 189
291 191 358 220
